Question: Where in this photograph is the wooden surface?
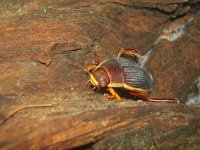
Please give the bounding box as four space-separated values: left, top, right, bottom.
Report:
1 102 200 149
0 0 200 149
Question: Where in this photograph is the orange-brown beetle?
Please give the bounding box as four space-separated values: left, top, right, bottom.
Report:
86 48 176 102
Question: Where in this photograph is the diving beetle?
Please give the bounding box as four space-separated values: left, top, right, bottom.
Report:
86 48 176 102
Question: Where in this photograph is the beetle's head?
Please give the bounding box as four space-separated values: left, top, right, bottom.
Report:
89 68 110 88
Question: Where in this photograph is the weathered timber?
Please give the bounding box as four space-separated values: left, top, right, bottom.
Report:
0 0 200 150
0 103 200 149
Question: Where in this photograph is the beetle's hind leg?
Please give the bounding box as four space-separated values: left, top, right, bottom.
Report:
106 87 121 100
129 91 149 101
118 48 141 62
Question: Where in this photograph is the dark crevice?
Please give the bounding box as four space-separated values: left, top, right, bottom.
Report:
170 1 200 20
165 0 200 9
188 1 200 13
100 1 200 19
35 1 200 22
103 2 176 15
169 12 188 21
72 142 94 150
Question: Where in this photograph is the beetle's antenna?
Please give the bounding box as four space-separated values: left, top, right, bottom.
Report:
93 50 100 65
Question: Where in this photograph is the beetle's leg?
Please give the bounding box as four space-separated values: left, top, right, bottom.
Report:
118 48 141 60
118 48 141 58
129 91 178 103
129 91 149 101
106 87 121 100
86 65 97 72
148 97 178 103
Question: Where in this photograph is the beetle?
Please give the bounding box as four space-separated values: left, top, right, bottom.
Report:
86 48 176 102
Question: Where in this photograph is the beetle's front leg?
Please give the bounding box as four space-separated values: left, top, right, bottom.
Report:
86 65 97 72
106 87 121 100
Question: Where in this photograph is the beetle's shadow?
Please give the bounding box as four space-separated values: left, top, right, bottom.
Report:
116 89 142 101
97 88 141 101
